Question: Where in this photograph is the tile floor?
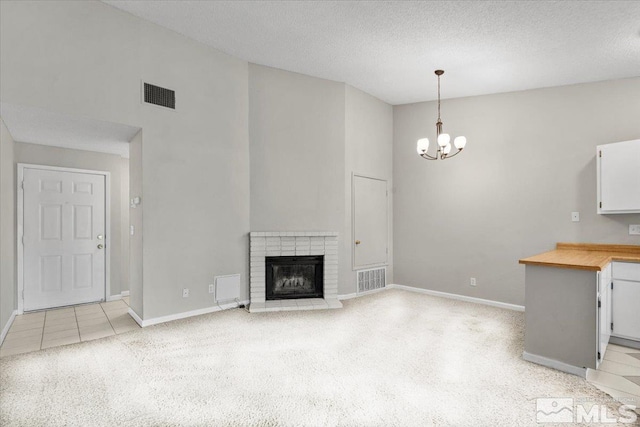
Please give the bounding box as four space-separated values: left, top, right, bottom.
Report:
587 343 640 413
0 297 139 358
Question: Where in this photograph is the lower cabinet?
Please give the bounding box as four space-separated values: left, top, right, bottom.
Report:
611 262 640 342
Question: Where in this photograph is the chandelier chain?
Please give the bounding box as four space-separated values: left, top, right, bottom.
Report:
437 73 441 121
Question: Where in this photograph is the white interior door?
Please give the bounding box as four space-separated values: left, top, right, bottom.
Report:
353 175 388 268
23 167 106 311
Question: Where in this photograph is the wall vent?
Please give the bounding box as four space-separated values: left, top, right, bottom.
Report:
357 267 386 293
143 82 175 109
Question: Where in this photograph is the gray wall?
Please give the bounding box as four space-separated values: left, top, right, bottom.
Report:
249 66 394 295
0 119 15 335
524 265 597 369
393 78 640 306
13 142 129 298
1 0 250 320
344 85 394 290
129 131 143 317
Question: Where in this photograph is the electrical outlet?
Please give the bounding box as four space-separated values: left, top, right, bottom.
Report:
630 224 640 235
182 288 189 298
470 277 477 287
571 212 580 222
208 284 215 294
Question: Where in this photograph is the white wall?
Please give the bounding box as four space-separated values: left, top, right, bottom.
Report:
1 0 250 319
0 119 16 334
393 78 640 306
344 85 394 290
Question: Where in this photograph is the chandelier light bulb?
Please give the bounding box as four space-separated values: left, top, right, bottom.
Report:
454 136 467 149
416 138 429 154
437 133 450 147
443 143 452 155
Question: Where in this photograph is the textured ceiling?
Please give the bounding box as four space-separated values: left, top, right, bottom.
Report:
103 1 640 105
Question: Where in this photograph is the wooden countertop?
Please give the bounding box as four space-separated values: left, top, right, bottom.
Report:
519 243 640 271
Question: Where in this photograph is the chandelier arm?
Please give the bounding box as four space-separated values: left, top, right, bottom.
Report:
441 148 463 160
420 152 439 160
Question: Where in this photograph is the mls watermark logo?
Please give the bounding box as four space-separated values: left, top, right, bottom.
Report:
536 398 638 424
536 398 573 423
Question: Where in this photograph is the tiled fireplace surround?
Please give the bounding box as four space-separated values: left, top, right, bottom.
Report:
249 232 343 313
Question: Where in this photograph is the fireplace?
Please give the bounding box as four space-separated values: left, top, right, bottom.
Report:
248 231 342 312
266 255 324 300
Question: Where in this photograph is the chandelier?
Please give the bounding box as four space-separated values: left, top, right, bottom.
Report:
416 70 466 160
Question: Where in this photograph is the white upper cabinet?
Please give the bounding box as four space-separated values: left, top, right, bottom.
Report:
597 139 640 214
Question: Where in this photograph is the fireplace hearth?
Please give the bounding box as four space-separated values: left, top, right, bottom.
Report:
266 256 323 300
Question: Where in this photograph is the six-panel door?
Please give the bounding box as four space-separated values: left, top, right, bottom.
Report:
23 168 106 311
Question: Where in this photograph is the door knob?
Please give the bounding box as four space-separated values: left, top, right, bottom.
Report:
97 234 104 240
355 240 361 245
97 244 104 249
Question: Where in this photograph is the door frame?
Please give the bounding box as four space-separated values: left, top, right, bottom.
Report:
351 173 389 270
17 163 111 314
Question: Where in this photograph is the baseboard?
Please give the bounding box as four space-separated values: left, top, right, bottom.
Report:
128 308 144 327
338 286 387 300
129 299 250 328
389 284 525 312
523 351 586 378
609 336 640 350
0 310 18 346
106 291 130 302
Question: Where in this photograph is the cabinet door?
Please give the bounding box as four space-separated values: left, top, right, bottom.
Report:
611 279 640 341
597 265 612 365
598 139 640 213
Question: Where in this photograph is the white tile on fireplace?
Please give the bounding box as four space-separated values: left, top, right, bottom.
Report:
296 250 310 256
281 251 295 256
250 302 265 309
326 299 343 309
265 300 283 307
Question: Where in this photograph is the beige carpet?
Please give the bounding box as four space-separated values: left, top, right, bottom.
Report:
0 289 632 426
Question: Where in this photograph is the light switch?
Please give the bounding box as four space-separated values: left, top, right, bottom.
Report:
130 225 135 236
630 225 640 235
571 212 580 222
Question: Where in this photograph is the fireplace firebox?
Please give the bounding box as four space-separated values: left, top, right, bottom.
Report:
265 255 324 300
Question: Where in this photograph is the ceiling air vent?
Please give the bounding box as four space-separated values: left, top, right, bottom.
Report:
143 82 175 110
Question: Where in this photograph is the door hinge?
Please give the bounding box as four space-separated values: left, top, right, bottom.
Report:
599 150 602 158
599 201 602 208
598 351 601 360
21 181 24 189
598 299 601 308
611 282 613 290
611 322 614 331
